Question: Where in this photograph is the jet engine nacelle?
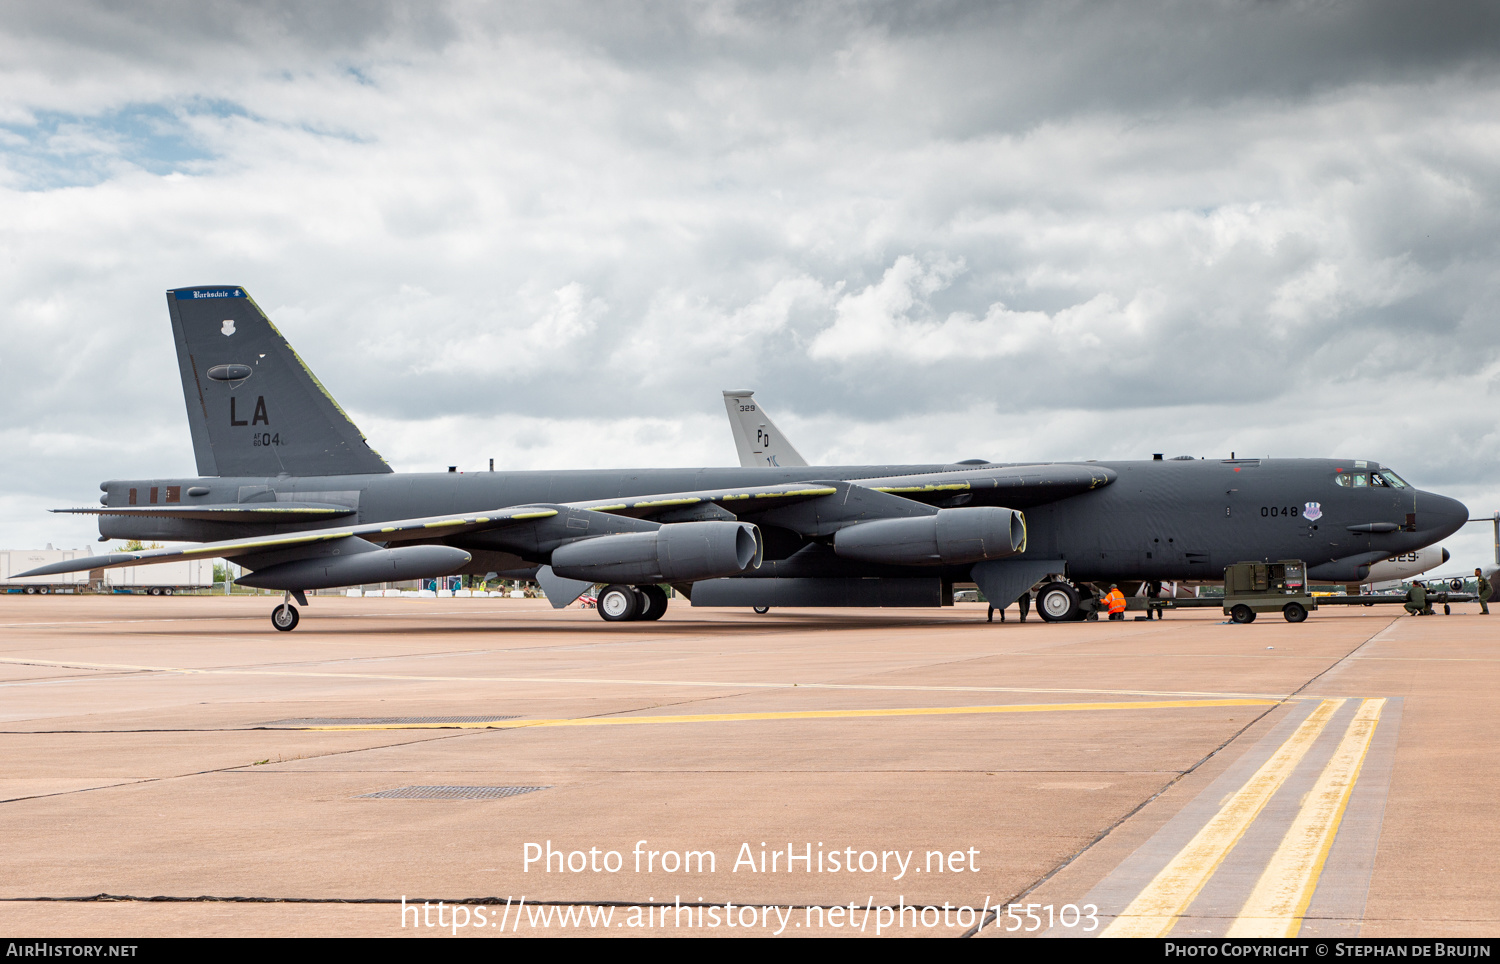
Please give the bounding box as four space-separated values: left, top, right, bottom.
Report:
832 507 1026 566
550 521 763 583
236 544 472 591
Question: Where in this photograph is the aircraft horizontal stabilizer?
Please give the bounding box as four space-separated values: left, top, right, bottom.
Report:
54 503 357 523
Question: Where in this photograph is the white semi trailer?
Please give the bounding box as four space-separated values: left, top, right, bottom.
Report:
104 559 216 595
1 549 93 593
2 549 214 595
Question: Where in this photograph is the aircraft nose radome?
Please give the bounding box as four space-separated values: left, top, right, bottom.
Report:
1422 493 1469 540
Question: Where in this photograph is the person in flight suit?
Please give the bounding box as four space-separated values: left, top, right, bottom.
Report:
1477 569 1492 615
1102 584 1127 621
1404 580 1431 616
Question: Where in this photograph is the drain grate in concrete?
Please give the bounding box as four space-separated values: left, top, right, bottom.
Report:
263 715 521 727
359 785 549 800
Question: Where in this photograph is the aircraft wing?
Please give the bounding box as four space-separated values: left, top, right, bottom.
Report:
853 462 1115 507
15 505 563 578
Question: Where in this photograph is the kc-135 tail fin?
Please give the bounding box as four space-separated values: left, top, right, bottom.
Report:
167 286 391 477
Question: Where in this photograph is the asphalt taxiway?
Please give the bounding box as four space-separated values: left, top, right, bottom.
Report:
0 596 1494 937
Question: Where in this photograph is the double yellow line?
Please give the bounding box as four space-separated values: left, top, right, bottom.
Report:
1103 697 1385 938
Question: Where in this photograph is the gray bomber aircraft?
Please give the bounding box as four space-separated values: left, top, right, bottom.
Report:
21 286 1471 631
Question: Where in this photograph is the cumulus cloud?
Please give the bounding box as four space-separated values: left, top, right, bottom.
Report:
0 1 1497 565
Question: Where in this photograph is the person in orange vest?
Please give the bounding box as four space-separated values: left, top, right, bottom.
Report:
1102 584 1127 621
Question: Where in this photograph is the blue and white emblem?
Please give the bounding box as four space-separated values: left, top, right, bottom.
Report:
1303 501 1322 521
221 319 235 336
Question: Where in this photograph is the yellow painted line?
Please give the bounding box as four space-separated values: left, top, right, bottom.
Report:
509 510 557 520
0 656 1302 700
590 504 628 512
300 698 1277 730
1226 698 1385 938
182 531 355 555
873 483 971 493
1100 699 1344 938
758 487 836 498
628 498 700 508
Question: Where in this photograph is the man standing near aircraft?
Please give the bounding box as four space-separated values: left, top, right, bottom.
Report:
1477 568 1492 615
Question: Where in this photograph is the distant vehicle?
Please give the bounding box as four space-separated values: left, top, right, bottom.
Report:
1 548 93 593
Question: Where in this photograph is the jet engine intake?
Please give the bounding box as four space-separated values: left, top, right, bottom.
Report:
236 544 472 591
550 521 762 583
833 507 1026 566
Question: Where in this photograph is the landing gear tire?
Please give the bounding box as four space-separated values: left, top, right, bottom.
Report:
1444 603 1451 615
598 584 640 622
1037 582 1080 623
1282 602 1308 623
638 585 669 621
271 604 299 632
1231 604 1257 624
752 605 770 615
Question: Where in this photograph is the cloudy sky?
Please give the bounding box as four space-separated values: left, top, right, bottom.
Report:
2 1 1497 567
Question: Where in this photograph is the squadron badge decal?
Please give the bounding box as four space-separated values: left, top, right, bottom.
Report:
221 319 236 336
1303 501 1323 521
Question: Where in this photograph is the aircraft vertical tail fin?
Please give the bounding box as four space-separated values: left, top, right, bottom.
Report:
168 286 392 477
722 390 808 468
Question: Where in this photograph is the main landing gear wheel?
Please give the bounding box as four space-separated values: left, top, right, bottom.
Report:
598 584 640 622
1037 582 1080 622
753 605 771 614
1231 604 1257 624
1282 602 1308 623
271 604 299 632
637 585 669 621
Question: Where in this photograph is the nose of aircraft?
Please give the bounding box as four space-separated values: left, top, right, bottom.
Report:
1418 492 1469 541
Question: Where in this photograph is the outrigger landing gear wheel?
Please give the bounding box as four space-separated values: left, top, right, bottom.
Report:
272 604 299 632
637 585 669 621
753 605 770 614
1037 582 1080 622
598 584 640 622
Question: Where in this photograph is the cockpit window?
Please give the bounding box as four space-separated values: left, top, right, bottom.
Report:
1334 468 1409 489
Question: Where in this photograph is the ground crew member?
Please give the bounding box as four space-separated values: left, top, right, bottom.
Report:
1102 584 1127 621
1018 591 1030 622
1477 569 1492 615
1404 580 1431 616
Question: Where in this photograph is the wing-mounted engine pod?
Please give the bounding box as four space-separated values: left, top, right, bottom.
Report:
550 520 762 583
832 507 1026 566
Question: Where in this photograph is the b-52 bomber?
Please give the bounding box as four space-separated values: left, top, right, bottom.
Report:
22 286 1470 631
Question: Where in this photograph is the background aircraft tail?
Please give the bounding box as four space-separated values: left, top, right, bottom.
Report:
722 390 807 468
168 286 391 477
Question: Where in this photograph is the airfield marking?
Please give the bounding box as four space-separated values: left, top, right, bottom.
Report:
0 655 1298 701
1099 699 1344 938
294 699 1279 730
1225 698 1385 938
